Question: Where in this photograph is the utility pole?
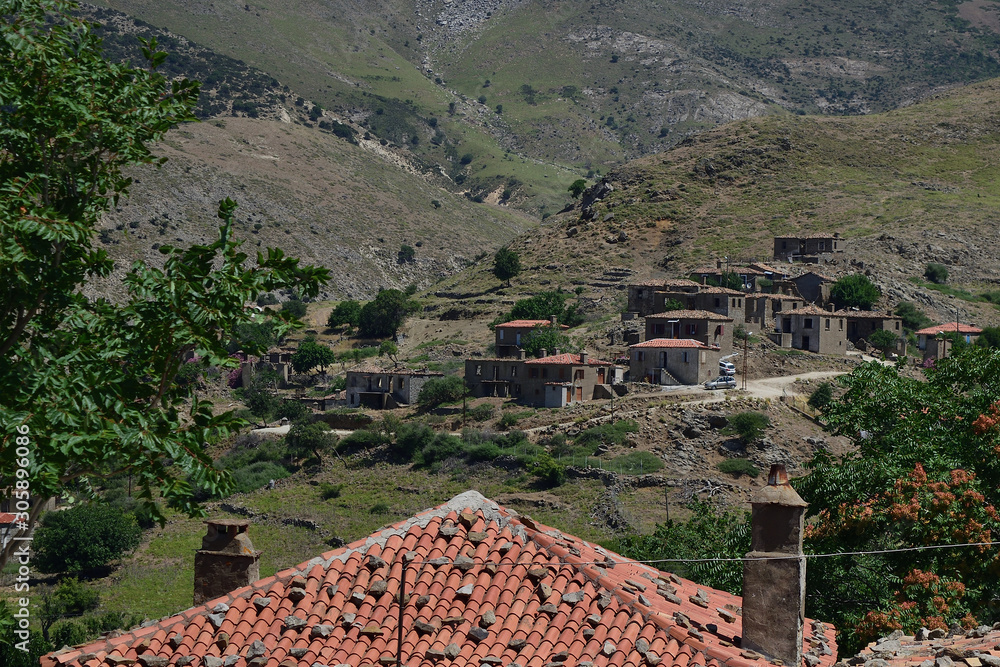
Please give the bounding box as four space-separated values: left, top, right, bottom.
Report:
742 330 752 391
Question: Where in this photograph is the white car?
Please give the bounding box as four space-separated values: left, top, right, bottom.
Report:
704 375 737 390
719 361 736 376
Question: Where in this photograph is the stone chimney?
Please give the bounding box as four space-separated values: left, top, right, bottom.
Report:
549 315 558 326
194 519 261 604
580 351 589 364
539 348 547 358
518 349 525 360
742 464 807 666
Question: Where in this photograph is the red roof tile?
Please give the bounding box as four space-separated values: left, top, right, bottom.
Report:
915 321 983 336
524 353 614 366
41 492 837 667
496 320 568 329
630 339 710 349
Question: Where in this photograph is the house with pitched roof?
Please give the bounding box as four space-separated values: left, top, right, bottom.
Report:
773 234 843 263
464 357 525 399
915 321 983 361
494 318 568 358
645 310 734 352
629 339 721 385
42 487 837 667
521 352 616 407
625 279 702 318
842 311 904 353
346 365 444 409
772 305 848 355
745 294 805 330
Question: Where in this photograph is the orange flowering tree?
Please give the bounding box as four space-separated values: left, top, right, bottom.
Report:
797 347 1000 652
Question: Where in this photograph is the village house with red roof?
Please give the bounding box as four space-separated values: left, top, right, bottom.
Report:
42 482 838 667
644 311 734 352
494 318 568 358
915 322 984 362
628 339 721 385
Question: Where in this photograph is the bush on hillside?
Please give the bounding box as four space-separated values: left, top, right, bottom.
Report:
729 411 771 444
34 504 142 573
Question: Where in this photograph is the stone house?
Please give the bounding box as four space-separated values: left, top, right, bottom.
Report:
787 271 835 304
843 311 905 352
916 322 983 361
464 356 525 399
773 233 844 262
658 286 747 324
772 304 848 355
645 310 735 352
521 352 615 407
494 317 567 357
629 338 721 385
346 364 443 408
745 294 805 330
624 279 701 317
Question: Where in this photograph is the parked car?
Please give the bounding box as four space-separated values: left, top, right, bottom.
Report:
719 361 736 376
704 375 737 390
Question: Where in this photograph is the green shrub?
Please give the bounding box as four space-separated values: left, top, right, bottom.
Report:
528 453 566 487
465 443 502 462
417 375 466 409
256 292 279 306
717 458 760 478
369 502 390 514
319 482 344 500
807 382 833 410
395 423 437 460
467 403 496 422
35 504 142 573
276 399 310 422
924 263 949 284
230 461 291 494
895 302 933 331
498 412 520 430
728 412 770 443
412 432 465 468
281 299 307 318
575 420 640 449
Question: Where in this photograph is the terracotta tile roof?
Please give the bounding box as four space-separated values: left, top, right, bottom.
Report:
524 353 614 366
0 512 17 524
694 287 745 296
853 627 1000 667
690 266 767 276
630 339 710 349
632 279 700 288
915 321 983 336
42 491 837 667
646 310 734 321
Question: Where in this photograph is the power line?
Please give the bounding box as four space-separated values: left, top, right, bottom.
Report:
394 540 997 568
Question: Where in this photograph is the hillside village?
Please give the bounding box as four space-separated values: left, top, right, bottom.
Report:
8 1 1000 667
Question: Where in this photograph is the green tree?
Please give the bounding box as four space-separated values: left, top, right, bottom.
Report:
502 290 584 328
493 247 522 287
285 421 338 464
568 179 587 199
398 244 416 263
895 302 933 332
239 368 280 427
728 411 770 443
867 328 899 354
228 318 281 354
797 349 1000 651
662 298 685 311
379 340 399 365
327 300 362 329
358 289 419 338
417 375 466 409
34 504 142 573
0 0 329 570
291 339 336 374
281 298 308 319
522 325 576 357
39 577 99 642
830 274 881 309
807 382 833 410
924 262 949 284
975 326 1000 349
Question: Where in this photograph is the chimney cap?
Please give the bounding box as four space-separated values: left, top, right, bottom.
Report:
750 464 807 507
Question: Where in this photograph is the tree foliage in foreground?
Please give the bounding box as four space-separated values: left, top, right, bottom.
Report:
0 0 328 569
797 348 1000 651
615 349 1000 655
